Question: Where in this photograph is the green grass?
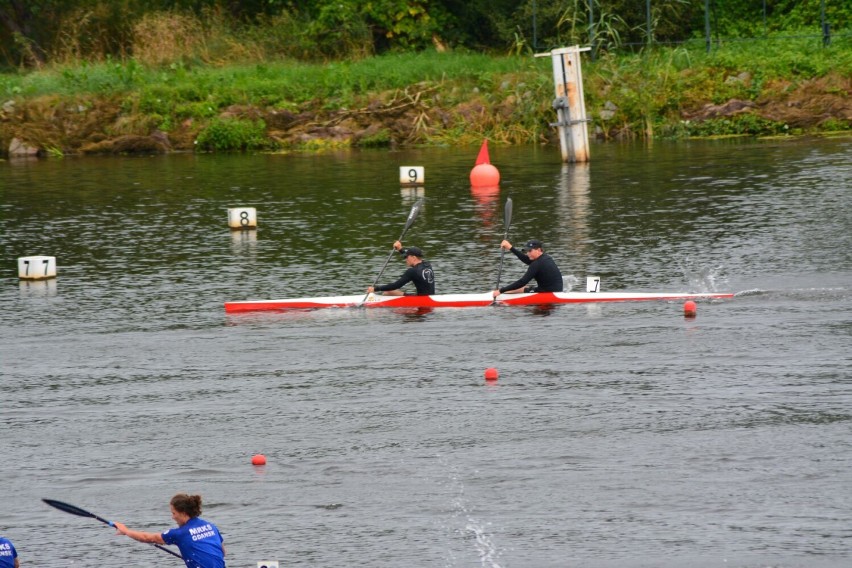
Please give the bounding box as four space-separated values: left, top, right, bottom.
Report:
0 51 538 101
1 37 849 149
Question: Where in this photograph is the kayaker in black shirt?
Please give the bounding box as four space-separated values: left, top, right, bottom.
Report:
367 242 435 296
492 239 563 297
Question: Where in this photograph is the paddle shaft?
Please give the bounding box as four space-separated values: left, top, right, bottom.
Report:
362 199 423 304
42 499 183 559
494 197 513 291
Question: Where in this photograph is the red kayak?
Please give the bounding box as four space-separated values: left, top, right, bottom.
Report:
224 291 734 313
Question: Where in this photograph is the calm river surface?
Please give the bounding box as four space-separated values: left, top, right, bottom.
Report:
2 138 850 567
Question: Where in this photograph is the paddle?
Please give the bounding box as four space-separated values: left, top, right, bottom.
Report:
493 197 513 296
42 498 183 559
360 198 424 305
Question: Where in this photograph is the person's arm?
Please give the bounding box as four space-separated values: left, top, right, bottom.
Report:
499 263 539 294
113 522 166 545
14 558 19 568
374 269 414 292
509 246 532 265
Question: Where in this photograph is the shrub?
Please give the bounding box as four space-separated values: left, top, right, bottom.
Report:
195 117 269 151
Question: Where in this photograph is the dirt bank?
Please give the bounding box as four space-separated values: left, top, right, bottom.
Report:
1 71 849 157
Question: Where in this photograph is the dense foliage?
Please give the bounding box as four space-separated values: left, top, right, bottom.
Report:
1 0 849 68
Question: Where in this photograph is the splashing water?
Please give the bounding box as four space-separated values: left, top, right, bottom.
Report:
437 457 505 568
563 274 580 292
678 258 728 292
463 519 504 568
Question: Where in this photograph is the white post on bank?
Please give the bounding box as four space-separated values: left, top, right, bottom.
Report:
535 46 591 163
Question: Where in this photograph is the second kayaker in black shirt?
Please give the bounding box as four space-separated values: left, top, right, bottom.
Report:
492 238 563 297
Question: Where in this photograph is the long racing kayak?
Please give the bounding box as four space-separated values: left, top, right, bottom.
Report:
224 291 734 313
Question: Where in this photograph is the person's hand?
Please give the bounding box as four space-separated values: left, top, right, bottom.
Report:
367 286 375 294
393 240 402 251
113 522 128 535
492 290 501 298
500 240 512 250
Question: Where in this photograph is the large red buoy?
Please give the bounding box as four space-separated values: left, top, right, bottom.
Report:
251 454 267 466
470 140 500 187
484 367 499 381
683 300 697 318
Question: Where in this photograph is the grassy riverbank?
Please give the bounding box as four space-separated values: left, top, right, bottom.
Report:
1 37 850 156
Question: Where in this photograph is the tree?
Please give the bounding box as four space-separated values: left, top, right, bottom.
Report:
0 0 51 65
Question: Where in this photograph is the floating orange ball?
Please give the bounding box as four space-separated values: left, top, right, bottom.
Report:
683 300 697 318
484 367 499 381
470 163 500 187
251 454 267 466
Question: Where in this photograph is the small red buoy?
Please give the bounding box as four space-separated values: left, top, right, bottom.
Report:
484 367 499 381
251 454 267 466
683 300 697 318
470 140 500 187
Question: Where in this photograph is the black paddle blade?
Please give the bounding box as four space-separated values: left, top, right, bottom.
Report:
43 499 96 518
403 199 424 234
43 499 112 526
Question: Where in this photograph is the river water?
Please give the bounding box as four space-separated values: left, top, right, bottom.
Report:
1 137 850 567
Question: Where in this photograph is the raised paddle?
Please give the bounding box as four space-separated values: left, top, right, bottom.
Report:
42 498 183 559
494 197 513 296
360 198 424 305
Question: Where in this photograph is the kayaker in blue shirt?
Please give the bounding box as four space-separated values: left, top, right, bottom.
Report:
0 535 18 568
114 493 225 568
492 239 563 297
367 241 435 296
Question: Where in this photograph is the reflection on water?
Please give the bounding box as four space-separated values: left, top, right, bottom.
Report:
18 278 58 298
556 162 592 263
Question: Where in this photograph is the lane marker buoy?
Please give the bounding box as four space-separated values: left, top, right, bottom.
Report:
470 139 500 187
400 166 424 185
228 207 257 230
18 256 57 280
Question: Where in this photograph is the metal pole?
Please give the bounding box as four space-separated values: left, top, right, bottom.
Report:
532 0 538 51
646 0 652 46
821 0 830 47
589 0 595 60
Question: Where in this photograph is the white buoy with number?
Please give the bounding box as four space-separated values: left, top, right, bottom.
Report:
586 276 600 292
400 166 424 185
228 207 257 230
18 256 57 280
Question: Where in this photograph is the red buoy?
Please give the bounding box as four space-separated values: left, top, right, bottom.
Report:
683 300 697 318
470 140 500 187
251 454 267 466
484 367 499 381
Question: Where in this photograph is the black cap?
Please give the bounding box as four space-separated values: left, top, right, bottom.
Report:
401 246 423 258
523 239 543 250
